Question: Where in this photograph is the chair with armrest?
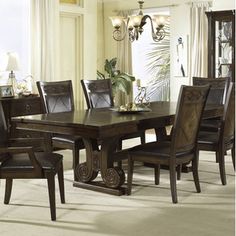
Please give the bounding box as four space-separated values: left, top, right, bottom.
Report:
81 79 146 150
197 83 235 185
0 102 65 221
36 80 85 180
125 85 210 203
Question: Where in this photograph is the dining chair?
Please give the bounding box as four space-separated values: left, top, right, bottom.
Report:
36 80 85 180
192 77 230 132
0 102 65 221
197 82 235 185
126 85 210 203
81 79 146 150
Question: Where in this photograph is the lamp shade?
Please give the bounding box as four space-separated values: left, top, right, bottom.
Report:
5 52 20 71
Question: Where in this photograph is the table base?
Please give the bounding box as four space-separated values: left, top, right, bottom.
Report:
73 181 127 196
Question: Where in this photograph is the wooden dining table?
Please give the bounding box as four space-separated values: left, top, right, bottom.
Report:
12 102 223 195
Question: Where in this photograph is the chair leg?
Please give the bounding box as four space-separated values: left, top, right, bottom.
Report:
154 165 160 185
46 172 56 221
4 178 13 204
215 151 219 163
192 152 201 193
218 149 226 185
176 164 182 180
73 144 80 181
232 144 235 170
117 161 122 169
127 156 134 195
140 132 146 144
169 163 177 203
117 139 122 151
58 163 65 204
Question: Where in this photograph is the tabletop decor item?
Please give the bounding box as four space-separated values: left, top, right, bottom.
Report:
5 52 20 93
134 80 150 107
97 58 135 96
0 85 14 98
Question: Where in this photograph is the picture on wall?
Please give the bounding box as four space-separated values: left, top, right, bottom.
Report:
174 35 188 77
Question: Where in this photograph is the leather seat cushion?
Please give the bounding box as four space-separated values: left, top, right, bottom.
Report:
0 152 63 171
127 141 194 164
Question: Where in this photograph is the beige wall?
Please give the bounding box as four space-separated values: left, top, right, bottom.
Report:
212 0 235 10
59 0 97 109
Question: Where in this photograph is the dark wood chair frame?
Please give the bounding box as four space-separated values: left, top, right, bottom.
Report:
0 102 65 221
37 80 84 180
197 83 235 185
126 85 210 203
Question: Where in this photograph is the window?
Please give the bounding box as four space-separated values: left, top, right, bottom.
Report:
0 0 30 84
132 9 170 102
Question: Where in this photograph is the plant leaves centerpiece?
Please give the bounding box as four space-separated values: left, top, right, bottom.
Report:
97 58 135 96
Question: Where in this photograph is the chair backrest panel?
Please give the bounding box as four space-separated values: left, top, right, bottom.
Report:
81 79 114 108
222 83 235 141
0 102 8 148
37 80 74 113
192 77 230 105
172 85 210 153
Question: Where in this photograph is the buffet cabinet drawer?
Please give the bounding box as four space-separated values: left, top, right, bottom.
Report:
10 97 42 117
1 95 43 140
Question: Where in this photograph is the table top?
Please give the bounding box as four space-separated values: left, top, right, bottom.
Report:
12 102 223 139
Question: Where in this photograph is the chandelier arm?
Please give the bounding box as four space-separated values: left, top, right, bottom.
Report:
113 28 127 41
140 14 165 41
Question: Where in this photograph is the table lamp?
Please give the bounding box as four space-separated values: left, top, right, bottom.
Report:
5 52 20 92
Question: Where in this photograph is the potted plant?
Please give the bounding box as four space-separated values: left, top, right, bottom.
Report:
97 58 135 96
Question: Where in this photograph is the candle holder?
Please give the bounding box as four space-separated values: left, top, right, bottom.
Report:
134 86 150 107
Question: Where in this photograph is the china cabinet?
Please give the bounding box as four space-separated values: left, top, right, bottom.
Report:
206 10 235 82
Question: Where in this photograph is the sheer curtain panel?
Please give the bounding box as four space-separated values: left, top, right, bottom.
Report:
30 0 60 89
190 2 210 78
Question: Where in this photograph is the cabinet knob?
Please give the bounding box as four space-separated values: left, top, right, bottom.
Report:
25 104 31 112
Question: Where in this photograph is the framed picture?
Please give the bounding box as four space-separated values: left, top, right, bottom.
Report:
174 35 188 77
0 85 14 98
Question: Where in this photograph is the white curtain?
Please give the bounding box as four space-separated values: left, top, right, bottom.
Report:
116 10 133 105
190 2 210 78
30 0 60 90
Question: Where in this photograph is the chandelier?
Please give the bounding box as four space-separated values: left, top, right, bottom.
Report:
110 0 167 42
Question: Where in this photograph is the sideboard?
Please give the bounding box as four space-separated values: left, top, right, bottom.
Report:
0 95 43 138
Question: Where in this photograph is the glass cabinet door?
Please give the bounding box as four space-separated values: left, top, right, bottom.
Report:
206 10 235 82
215 20 233 78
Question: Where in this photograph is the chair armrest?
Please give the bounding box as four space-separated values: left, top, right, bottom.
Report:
0 146 42 174
9 137 45 151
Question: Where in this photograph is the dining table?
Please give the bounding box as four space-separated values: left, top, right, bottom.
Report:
12 101 223 196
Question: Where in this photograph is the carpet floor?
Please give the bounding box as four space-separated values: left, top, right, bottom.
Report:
0 134 235 236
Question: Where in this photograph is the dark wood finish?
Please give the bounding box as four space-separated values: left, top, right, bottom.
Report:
0 102 65 221
193 77 230 104
81 79 146 150
37 80 85 181
12 100 223 195
198 83 235 185
81 79 114 108
0 95 43 139
124 85 210 203
193 77 230 133
206 10 235 82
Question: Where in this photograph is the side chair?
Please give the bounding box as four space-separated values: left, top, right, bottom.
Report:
0 102 65 221
81 79 146 150
192 77 230 132
126 85 210 203
37 80 85 180
197 83 235 185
